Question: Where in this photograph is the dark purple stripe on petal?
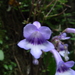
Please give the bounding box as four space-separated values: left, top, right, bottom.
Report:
57 64 69 73
58 44 68 51
26 31 46 44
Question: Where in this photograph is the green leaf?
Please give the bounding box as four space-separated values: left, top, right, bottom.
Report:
42 70 46 72
58 0 68 3
0 50 4 60
5 45 9 48
5 36 9 40
0 40 3 44
11 62 17 67
4 65 9 70
70 38 75 40
8 65 13 70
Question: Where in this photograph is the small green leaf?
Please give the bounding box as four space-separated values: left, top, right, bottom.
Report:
11 62 17 67
8 65 13 70
42 70 46 72
5 36 9 40
4 65 9 70
70 38 75 40
0 50 4 60
5 45 9 48
0 40 3 44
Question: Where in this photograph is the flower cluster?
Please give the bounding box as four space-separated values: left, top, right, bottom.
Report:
17 21 75 75
51 33 70 61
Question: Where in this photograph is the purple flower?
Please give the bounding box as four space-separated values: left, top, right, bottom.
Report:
51 33 70 44
58 33 70 40
51 33 70 61
58 43 70 61
55 61 75 75
64 28 75 33
50 49 75 75
58 44 68 51
17 21 54 59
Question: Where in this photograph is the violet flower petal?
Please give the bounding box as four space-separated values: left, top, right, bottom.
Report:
58 33 70 40
60 37 70 40
33 21 41 28
56 61 75 74
55 61 75 75
26 31 46 44
39 26 52 39
30 46 42 59
18 39 54 59
23 24 38 38
55 69 75 75
29 43 53 58
70 69 75 75
42 41 55 52
59 50 70 61
59 51 66 57
64 61 75 68
60 33 66 36
17 39 30 50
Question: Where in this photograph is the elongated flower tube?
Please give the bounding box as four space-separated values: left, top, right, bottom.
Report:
17 21 54 59
64 28 75 33
50 49 75 75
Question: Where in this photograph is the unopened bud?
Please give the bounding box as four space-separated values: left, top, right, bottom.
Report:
33 59 39 65
64 28 75 33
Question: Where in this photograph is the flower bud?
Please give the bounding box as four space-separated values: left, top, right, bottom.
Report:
33 59 39 65
64 28 75 33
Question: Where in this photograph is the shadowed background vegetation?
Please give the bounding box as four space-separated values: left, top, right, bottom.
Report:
0 0 75 75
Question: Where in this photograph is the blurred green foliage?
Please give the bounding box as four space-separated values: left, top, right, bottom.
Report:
0 0 75 75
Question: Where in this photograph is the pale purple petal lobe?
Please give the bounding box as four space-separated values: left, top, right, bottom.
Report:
17 39 30 50
23 24 38 38
70 69 75 75
33 21 41 28
64 61 74 68
55 69 75 75
42 41 54 52
30 47 42 59
58 33 70 40
39 26 52 39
